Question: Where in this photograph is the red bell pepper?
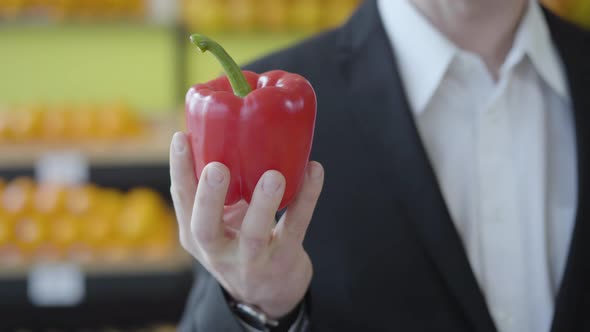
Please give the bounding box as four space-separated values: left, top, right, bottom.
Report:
186 34 316 209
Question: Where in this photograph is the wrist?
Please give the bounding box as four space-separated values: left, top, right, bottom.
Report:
222 287 304 331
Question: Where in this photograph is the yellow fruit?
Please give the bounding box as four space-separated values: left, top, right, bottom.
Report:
125 187 166 211
0 111 13 141
51 214 81 255
127 0 145 17
82 211 114 248
289 0 321 31
0 215 16 246
42 104 72 140
227 0 256 31
14 213 49 255
115 188 167 245
257 0 288 31
33 183 67 215
65 184 98 215
183 0 226 32
2 177 35 215
10 105 43 141
0 0 25 18
96 102 141 139
70 105 98 139
98 188 124 218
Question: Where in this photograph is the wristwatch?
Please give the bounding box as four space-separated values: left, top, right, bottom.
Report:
230 301 279 331
229 299 303 332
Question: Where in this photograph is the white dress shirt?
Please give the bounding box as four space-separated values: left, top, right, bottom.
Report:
377 1 578 332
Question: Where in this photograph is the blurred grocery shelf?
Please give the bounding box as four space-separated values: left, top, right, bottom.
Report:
0 177 192 330
0 111 177 169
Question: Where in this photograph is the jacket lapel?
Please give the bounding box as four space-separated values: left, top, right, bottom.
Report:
545 10 590 332
337 1 496 331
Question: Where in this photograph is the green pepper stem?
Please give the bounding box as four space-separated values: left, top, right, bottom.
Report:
190 34 252 98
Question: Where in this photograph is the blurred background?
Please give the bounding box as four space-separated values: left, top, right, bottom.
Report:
0 0 587 331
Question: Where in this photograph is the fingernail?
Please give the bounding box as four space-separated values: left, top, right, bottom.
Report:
206 164 225 186
173 132 185 153
308 162 323 179
262 171 282 194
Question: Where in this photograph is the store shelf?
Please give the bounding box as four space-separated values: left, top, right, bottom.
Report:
0 114 179 170
0 249 192 278
0 250 194 330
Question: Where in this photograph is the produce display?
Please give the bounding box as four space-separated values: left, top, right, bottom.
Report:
0 177 177 264
0 102 143 142
0 0 145 21
186 34 316 209
182 0 362 32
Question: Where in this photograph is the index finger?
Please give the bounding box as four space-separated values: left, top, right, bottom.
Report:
169 132 198 251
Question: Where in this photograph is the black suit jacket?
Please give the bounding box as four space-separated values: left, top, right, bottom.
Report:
179 1 590 331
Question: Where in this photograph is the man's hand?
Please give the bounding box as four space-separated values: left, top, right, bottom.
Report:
169 132 324 319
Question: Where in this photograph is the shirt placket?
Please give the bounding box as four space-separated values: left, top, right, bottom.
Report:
473 63 525 332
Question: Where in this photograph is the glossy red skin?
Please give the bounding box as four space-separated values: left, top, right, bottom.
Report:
185 70 316 209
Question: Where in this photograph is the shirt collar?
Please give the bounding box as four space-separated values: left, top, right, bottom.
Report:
377 0 569 114
515 0 568 99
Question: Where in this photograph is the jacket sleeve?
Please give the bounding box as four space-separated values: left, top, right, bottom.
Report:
178 262 312 332
178 262 245 332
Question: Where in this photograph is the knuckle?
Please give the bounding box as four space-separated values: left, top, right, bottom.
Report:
238 266 255 291
286 224 306 239
194 227 216 247
241 236 269 255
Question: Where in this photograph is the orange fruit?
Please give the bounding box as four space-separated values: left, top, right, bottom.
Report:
97 102 140 139
50 214 81 255
125 187 166 211
127 0 145 17
33 182 67 215
0 111 13 141
65 184 98 215
0 0 25 18
10 104 43 141
183 0 226 32
98 188 124 218
2 177 35 215
227 0 256 31
82 212 114 250
0 214 16 246
14 213 49 255
70 104 98 139
116 190 165 244
257 0 288 31
289 0 321 31
42 104 73 140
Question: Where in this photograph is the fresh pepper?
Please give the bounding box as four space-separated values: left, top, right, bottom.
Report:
186 34 316 209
